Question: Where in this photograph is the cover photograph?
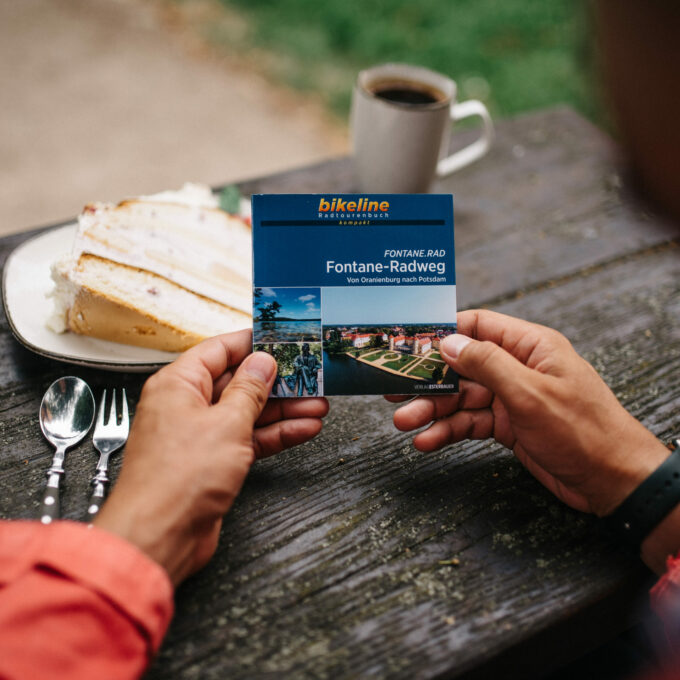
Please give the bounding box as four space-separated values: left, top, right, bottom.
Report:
252 194 457 397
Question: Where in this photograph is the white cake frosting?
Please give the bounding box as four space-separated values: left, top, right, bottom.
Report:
139 182 220 208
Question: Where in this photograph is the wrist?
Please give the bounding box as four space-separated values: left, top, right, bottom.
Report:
603 436 680 571
94 491 197 586
593 420 670 517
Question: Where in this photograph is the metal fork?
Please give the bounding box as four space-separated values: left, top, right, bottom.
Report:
86 389 129 521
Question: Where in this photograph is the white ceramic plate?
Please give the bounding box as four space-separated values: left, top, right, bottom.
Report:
2 225 180 371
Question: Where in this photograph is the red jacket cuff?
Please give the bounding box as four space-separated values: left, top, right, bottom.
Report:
0 520 174 653
650 550 680 648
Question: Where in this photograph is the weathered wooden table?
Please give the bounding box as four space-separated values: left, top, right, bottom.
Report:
1 108 678 679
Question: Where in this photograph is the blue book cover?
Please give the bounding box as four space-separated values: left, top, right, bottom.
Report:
252 194 457 397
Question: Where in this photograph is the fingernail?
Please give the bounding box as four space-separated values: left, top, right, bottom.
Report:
441 334 471 359
243 352 276 383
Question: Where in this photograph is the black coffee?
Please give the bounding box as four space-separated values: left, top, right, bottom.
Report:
371 82 444 105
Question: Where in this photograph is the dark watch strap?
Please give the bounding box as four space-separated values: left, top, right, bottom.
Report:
606 439 680 548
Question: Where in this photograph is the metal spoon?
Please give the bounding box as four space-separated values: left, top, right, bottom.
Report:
39 377 95 524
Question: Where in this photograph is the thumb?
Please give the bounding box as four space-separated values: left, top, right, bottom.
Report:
440 333 532 402
217 351 276 426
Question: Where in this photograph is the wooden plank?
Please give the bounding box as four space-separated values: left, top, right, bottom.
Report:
238 108 678 309
141 246 679 679
444 110 678 309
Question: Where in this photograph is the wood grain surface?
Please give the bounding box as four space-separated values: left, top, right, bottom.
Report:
0 108 678 679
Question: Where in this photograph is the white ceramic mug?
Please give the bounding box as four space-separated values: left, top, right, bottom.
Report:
350 63 494 193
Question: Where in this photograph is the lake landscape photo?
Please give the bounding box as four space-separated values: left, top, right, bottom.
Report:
253 286 322 343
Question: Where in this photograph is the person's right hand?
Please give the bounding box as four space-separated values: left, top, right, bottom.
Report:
389 310 669 520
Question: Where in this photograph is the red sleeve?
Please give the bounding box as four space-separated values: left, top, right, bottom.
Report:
0 520 174 680
650 551 680 657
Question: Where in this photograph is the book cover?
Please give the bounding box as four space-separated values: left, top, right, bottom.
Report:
252 194 457 397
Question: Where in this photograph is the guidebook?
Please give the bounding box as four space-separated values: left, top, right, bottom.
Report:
251 194 457 397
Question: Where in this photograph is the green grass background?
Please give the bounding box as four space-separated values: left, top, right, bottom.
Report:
209 0 599 122
408 358 447 379
383 356 418 372
362 350 390 362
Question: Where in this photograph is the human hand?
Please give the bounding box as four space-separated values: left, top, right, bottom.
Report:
389 310 669 520
95 330 328 585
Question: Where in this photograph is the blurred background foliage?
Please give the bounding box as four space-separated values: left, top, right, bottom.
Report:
180 0 601 124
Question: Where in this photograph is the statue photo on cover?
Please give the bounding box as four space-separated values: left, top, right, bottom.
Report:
288 343 321 397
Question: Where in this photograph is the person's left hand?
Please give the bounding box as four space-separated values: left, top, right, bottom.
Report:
95 330 328 585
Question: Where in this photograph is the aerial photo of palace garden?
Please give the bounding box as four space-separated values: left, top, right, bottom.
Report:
323 323 457 384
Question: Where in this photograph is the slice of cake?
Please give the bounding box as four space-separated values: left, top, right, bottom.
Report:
48 184 252 352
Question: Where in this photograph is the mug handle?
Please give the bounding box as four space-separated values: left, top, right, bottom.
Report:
436 99 494 177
